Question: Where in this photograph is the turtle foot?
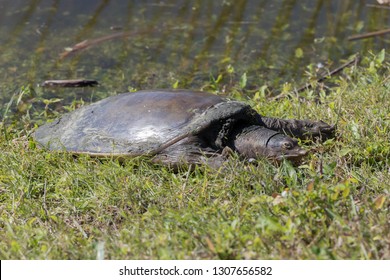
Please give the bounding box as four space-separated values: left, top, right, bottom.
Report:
301 120 336 141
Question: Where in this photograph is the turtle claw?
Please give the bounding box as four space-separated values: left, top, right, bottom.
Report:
311 121 336 140
301 120 336 141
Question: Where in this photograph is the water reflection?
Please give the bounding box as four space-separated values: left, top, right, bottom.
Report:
0 0 389 105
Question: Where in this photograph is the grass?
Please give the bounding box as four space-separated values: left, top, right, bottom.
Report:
0 55 389 260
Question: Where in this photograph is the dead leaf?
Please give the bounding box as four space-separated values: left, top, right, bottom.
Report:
273 195 285 205
205 237 216 253
374 195 386 210
307 181 314 191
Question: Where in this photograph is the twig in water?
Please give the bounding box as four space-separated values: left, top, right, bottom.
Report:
348 28 390 41
366 4 390 9
59 29 153 59
41 79 99 88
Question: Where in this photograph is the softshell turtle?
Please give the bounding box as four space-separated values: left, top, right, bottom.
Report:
34 90 335 167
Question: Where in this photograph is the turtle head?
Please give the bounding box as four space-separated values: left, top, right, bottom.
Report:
232 125 307 163
265 133 307 162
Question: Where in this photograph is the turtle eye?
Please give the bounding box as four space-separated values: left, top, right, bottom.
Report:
282 142 293 150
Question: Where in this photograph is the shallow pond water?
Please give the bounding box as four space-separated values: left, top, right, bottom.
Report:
0 0 389 123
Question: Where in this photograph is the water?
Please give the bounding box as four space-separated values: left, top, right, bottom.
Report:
0 0 389 123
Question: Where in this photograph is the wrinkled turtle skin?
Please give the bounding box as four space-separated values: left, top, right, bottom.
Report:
34 90 335 167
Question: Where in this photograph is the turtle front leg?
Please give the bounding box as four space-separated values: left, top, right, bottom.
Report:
260 117 335 140
151 140 228 170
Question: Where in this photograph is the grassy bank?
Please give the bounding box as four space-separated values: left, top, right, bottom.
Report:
0 55 389 259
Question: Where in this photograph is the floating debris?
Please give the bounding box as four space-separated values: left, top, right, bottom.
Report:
59 29 154 59
41 79 99 88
